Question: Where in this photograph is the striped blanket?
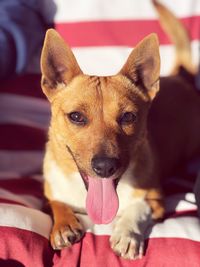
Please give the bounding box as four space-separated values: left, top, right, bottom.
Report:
1 0 200 266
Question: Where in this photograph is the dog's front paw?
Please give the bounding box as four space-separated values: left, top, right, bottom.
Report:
50 219 84 250
110 230 144 260
110 199 152 259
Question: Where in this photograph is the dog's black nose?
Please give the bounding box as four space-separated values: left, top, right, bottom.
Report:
91 156 120 178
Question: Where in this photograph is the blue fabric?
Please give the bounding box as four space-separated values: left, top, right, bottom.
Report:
0 0 50 79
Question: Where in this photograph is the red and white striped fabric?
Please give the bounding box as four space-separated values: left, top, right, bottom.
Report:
1 0 200 266
54 0 200 76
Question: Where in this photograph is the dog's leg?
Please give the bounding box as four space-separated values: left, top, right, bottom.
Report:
49 200 84 249
145 188 165 220
110 187 165 260
135 188 165 220
110 198 151 260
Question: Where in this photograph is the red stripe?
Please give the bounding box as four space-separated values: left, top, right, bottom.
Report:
0 178 44 199
1 74 45 99
0 228 199 266
165 209 198 219
53 233 200 267
56 16 200 47
0 198 27 206
0 226 53 267
0 124 46 150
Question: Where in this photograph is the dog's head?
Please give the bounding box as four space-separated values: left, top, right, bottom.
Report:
41 29 160 223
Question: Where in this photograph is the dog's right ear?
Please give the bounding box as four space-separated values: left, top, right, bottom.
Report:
40 29 82 101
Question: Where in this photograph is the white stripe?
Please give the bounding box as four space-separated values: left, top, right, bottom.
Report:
149 216 200 241
0 93 50 129
77 215 200 241
0 150 44 176
54 0 200 23
0 194 197 241
73 40 200 76
26 42 200 76
0 204 52 239
0 188 42 209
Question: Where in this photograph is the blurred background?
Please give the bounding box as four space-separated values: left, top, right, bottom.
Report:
0 0 200 80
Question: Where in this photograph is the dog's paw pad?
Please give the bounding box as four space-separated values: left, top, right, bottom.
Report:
110 232 144 260
51 223 84 250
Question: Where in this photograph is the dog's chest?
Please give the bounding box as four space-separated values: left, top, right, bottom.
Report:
45 160 86 212
46 160 136 215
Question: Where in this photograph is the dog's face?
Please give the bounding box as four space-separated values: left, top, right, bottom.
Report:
41 29 160 183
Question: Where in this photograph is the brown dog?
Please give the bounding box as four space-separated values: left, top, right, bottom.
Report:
40 1 200 260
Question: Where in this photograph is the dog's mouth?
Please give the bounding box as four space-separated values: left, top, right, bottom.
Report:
81 172 120 224
66 145 120 224
81 172 120 189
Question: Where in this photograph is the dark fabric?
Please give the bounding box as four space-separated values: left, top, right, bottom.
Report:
0 0 52 79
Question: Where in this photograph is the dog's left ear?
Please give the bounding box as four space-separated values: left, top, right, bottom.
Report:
40 29 83 101
120 33 160 100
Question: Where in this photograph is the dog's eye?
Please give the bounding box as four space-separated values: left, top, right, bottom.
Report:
68 112 87 125
119 112 137 125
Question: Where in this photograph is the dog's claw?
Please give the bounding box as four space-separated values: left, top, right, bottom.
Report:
51 223 84 250
110 232 144 260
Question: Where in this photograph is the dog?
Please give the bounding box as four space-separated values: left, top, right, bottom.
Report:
40 0 200 260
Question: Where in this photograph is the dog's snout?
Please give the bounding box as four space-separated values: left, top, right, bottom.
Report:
91 156 120 178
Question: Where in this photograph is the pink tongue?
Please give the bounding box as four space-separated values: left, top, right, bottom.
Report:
86 177 119 224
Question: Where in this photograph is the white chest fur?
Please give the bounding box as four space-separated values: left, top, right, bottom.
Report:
46 159 87 212
117 163 137 214
46 159 137 215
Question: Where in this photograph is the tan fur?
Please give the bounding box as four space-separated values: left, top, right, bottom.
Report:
40 1 200 260
133 188 164 219
50 200 83 249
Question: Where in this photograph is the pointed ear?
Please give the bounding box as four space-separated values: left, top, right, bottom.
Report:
120 33 160 100
40 29 82 101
